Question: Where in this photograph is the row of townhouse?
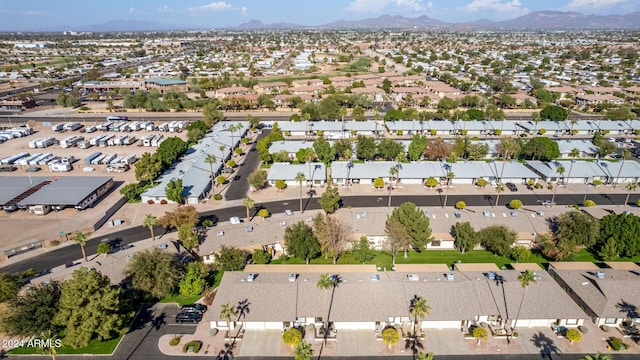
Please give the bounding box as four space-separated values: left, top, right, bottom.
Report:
210 262 640 335
141 122 248 205
275 120 640 140
265 159 640 187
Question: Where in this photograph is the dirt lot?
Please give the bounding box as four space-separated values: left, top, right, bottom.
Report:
0 121 189 249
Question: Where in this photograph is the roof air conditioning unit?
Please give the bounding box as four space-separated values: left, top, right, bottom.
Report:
247 273 257 282
407 274 419 282
596 271 605 279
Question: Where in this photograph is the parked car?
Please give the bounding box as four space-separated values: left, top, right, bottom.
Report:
505 182 518 192
181 303 208 314
0 166 17 172
175 312 202 323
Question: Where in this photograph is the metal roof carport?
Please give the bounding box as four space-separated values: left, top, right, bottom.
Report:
17 176 113 207
0 176 51 205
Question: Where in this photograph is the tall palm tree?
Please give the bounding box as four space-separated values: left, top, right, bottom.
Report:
340 106 347 135
204 153 217 194
625 182 637 207
316 273 336 291
494 183 505 208
72 231 88 262
565 148 580 187
551 165 565 206
443 171 454 208
409 295 431 337
417 352 434 360
294 172 306 213
615 149 631 185
305 150 316 185
242 197 254 220
388 166 398 208
142 214 157 241
220 302 237 329
510 269 537 344
496 137 518 184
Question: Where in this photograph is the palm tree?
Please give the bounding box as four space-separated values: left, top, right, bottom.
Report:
625 182 637 207
72 231 88 262
494 183 505 208
409 295 430 337
142 214 157 241
340 106 347 135
565 148 580 187
294 341 313 360
316 273 335 291
443 171 454 208
388 165 398 208
551 165 565 206
294 172 306 213
204 153 217 194
417 352 434 360
615 149 631 185
242 197 254 220
220 302 237 329
38 330 58 360
510 269 537 344
305 150 316 185
581 352 611 360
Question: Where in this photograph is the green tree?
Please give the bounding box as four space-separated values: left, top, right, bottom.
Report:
313 137 335 164
453 222 477 254
258 208 269 220
318 180 341 214
178 223 199 251
316 273 337 291
509 199 523 209
355 135 377 160
615 149 632 185
72 231 89 263
158 205 200 230
539 105 569 120
242 197 254 220
214 245 249 271
382 327 400 348
295 172 306 213
97 242 111 255
125 248 180 299
408 134 428 161
389 202 434 250
165 179 184 204
313 213 351 264
0 273 21 303
477 225 516 256
284 222 321 264
523 137 560 161
252 249 271 264
179 262 207 296
581 352 611 360
53 268 131 348
378 138 405 160
509 245 531 263
219 302 237 327
142 214 157 241
597 213 640 258
510 270 537 343
351 236 375 263
248 169 268 191
0 281 62 337
294 341 314 360
625 182 638 207
275 179 287 190
204 154 218 194
385 216 411 264
202 103 224 127
555 211 600 249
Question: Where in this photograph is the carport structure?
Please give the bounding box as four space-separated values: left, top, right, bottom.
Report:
17 176 113 210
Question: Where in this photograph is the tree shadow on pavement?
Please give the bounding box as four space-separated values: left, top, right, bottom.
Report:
531 331 561 360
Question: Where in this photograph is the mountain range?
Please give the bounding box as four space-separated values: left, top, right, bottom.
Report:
32 11 640 32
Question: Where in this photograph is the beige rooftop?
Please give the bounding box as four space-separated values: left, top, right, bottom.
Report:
393 264 451 272
453 263 500 272
510 263 544 271
605 262 640 270
549 262 601 270
244 264 377 273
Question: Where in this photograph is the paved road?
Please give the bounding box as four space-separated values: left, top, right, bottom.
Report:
224 130 269 200
0 191 630 275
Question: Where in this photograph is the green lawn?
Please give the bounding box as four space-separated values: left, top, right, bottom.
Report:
272 248 640 271
8 336 122 355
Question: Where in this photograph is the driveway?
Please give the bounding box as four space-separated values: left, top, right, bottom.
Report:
238 330 282 357
336 330 377 356
224 129 269 200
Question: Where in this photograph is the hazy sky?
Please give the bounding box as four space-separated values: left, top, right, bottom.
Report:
1 0 638 30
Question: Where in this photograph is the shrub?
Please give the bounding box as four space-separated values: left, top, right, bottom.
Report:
234 148 243 155
609 337 627 351
637 198 640 206
455 201 466 209
566 328 582 343
97 242 111 255
430 129 437 136
583 199 596 207
509 245 531 262
601 325 610 332
258 209 269 219
147 199 155 204
425 177 439 188
534 183 543 189
182 340 202 353
210 328 218 336
472 326 488 343
547 183 554 190
202 219 214 227
169 336 181 346
275 179 287 190
509 199 523 209
241 138 250 144
475 178 488 187
227 160 236 168
160 199 168 204
539 128 547 135
22 268 37 278
373 177 385 189
213 194 223 201
578 325 588 333
252 249 272 264
493 129 502 135
216 175 226 185
282 327 302 347
592 179 603 186
397 130 403 135
382 327 399 347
